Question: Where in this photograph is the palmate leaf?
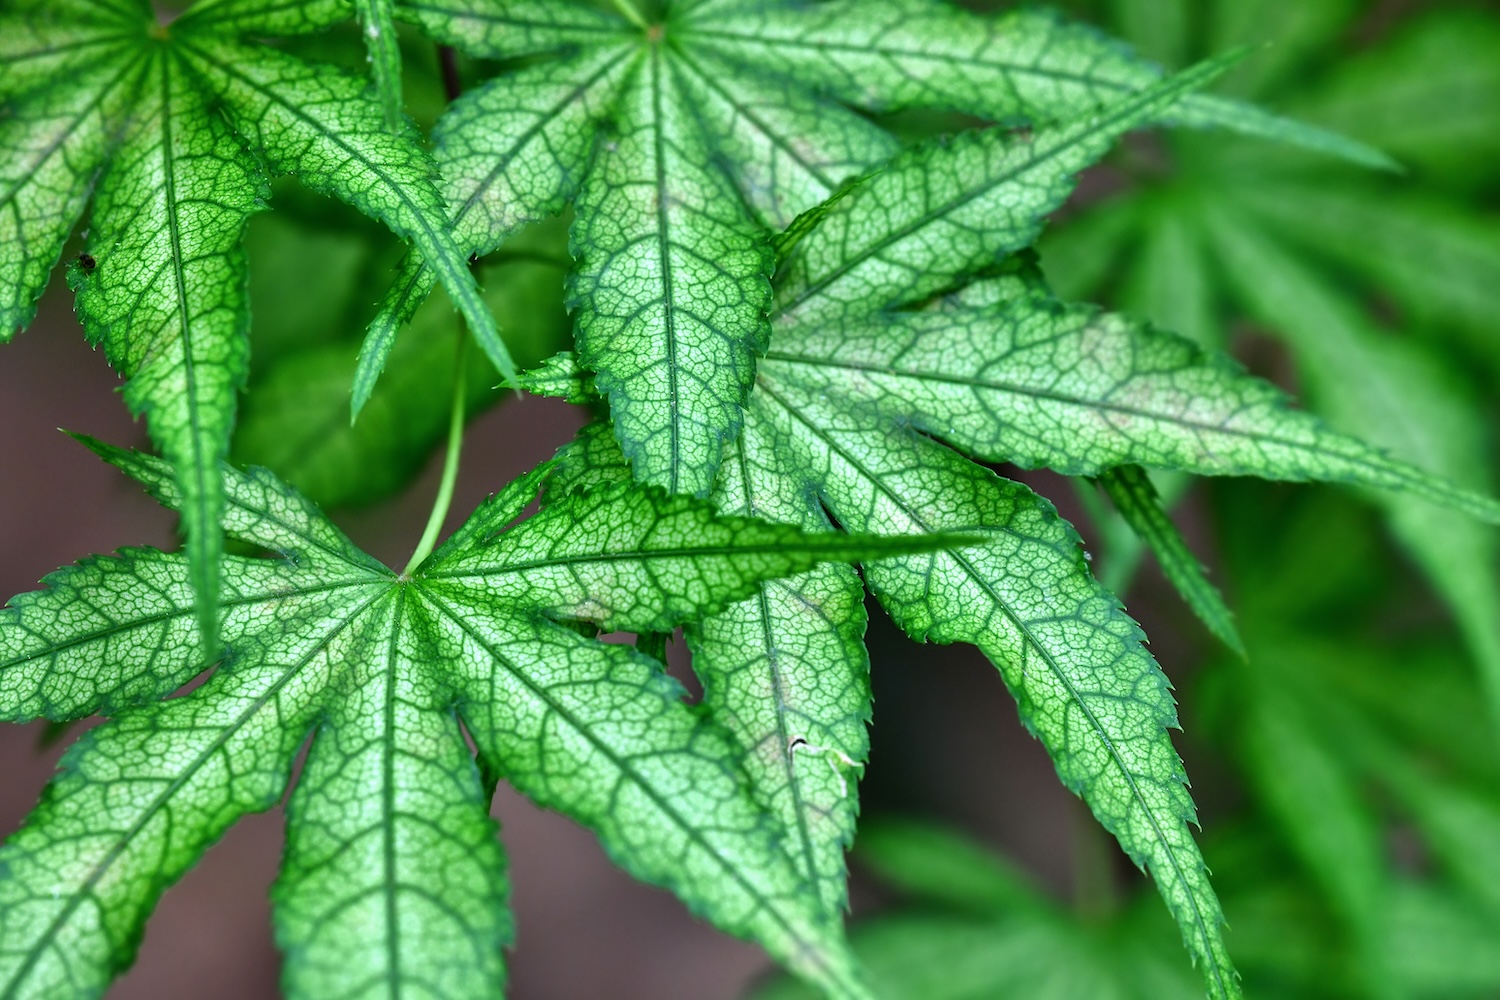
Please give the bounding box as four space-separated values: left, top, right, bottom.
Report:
0 0 508 654
529 57 1500 998
361 0 1376 497
0 439 975 999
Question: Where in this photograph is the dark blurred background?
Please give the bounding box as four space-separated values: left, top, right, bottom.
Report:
4 0 1499 997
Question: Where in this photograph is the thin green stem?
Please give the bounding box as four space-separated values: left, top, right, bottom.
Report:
404 326 469 576
609 0 650 30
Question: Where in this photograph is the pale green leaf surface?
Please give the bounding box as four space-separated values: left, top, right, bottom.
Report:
511 86 1272 981
176 36 516 384
569 45 776 495
394 0 1350 497
354 0 403 130
763 293 1500 521
548 409 878 925
421 474 973 635
0 584 389 999
774 58 1233 328
683 0 1379 164
174 0 353 37
666 47 900 231
0 3 139 92
552 419 876 921
74 47 267 657
0 551 299 724
399 0 630 59
1 443 965 998
0 52 140 336
273 590 511 1000
694 433 871 921
419 595 868 998
3 0 511 664
742 379 1238 998
352 45 631 413
1170 96 1397 172
1098 466 1244 657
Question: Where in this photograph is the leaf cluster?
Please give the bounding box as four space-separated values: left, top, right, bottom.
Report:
1 0 1496 998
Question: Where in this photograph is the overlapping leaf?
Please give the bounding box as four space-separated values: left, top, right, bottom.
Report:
529 52 1500 996
0 0 507 651
1039 0 1500 729
365 0 1377 498
0 440 975 999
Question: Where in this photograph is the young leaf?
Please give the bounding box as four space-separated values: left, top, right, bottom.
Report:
0 0 506 655
1096 466 1245 658
371 0 1357 495
0 440 973 999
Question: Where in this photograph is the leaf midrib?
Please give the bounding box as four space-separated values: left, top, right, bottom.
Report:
682 22 1146 95
0 575 378 678
152 53 215 606
728 440 827 908
761 347 1401 474
771 95 1153 319
420 537 883 583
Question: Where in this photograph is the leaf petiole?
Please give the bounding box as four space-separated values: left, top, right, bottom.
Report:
404 323 469 576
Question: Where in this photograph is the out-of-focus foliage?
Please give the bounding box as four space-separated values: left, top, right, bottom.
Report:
1040 0 1500 727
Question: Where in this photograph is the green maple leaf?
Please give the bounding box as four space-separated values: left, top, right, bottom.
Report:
0 437 974 999
355 0 1385 498
0 0 514 653
1039 0 1500 733
520 56 1500 998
